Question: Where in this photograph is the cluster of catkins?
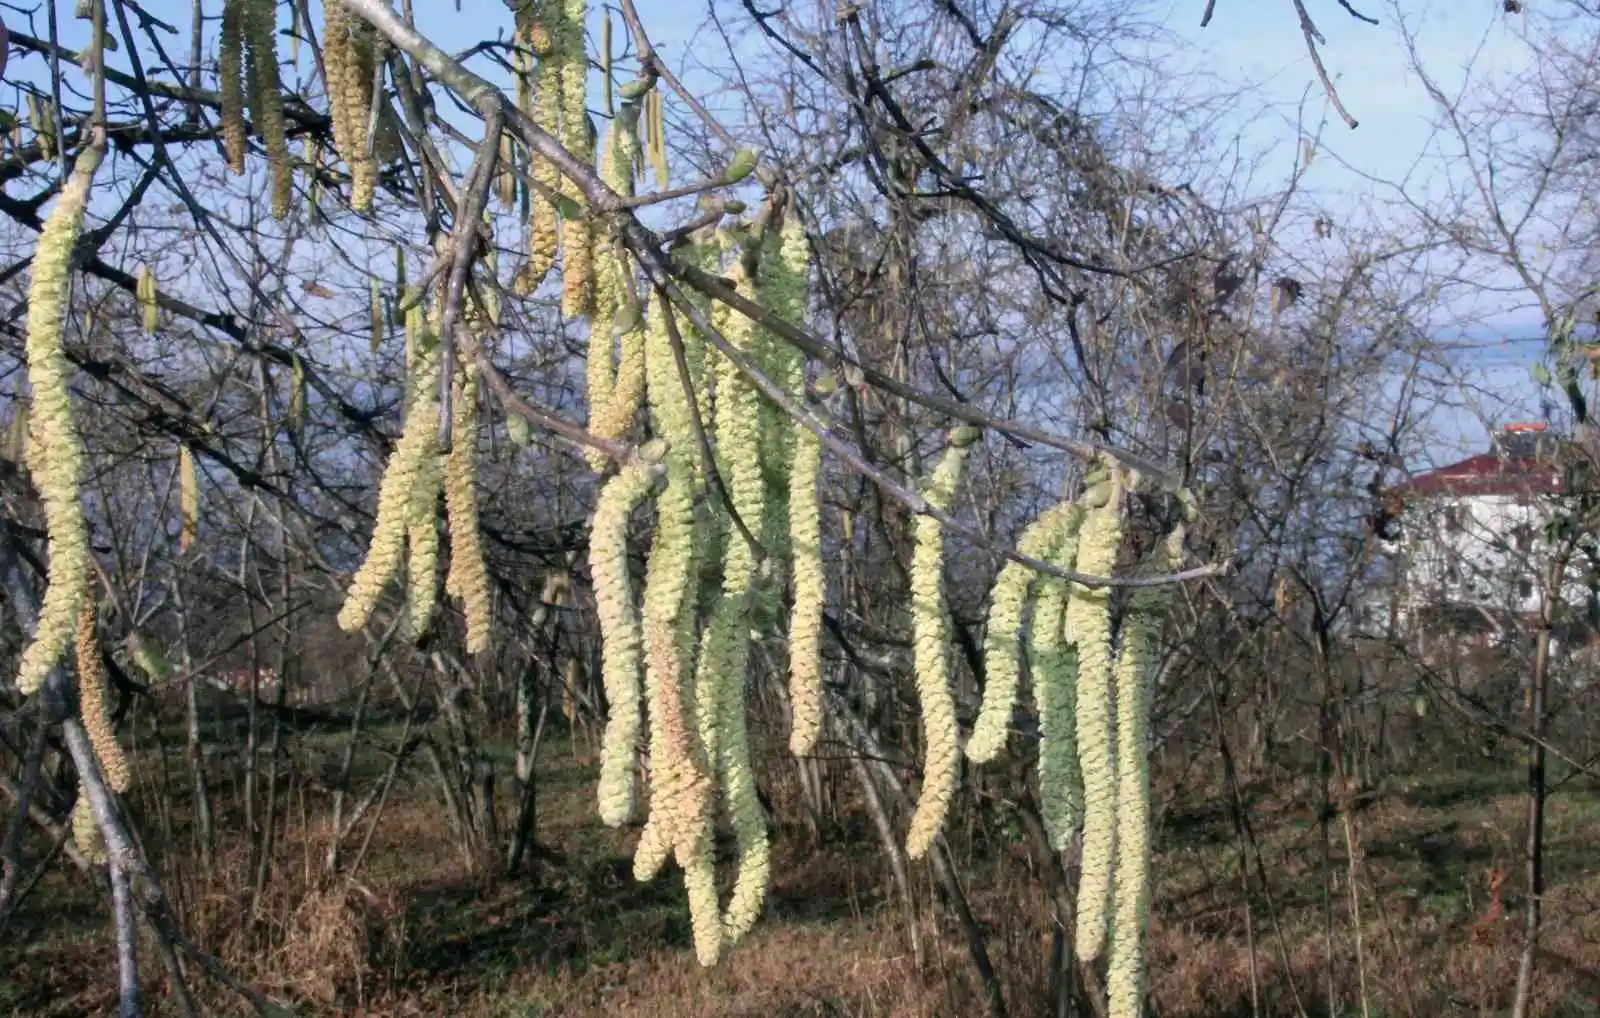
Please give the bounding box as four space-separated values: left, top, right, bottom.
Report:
336 280 492 653
966 463 1187 1018
589 203 815 967
219 0 291 215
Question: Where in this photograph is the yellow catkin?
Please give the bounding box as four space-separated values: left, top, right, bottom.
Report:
496 132 518 210
585 120 643 469
442 363 492 653
752 216 805 644
559 0 594 318
904 430 975 860
337 327 440 634
138 266 157 335
786 425 824 755
16 141 103 697
322 0 376 213
243 0 291 216
967 503 1079 764
73 793 104 865
593 452 659 826
179 446 199 553
76 594 129 794
698 257 770 942
219 0 247 174
519 5 564 293
370 277 384 354
1107 527 1182 1018
1033 508 1088 850
635 286 720 965
1068 466 1125 963
402 327 443 638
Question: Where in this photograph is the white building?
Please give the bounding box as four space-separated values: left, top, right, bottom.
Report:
1377 423 1592 641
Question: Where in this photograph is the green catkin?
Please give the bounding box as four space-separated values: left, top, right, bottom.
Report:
220 0 247 174
1106 526 1183 1018
16 141 103 697
904 429 977 860
1034 508 1088 849
337 323 440 634
443 363 492 653
243 0 291 216
593 451 661 826
968 503 1080 764
1068 466 1126 963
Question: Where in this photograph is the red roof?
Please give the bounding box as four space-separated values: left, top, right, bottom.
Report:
1389 452 1563 498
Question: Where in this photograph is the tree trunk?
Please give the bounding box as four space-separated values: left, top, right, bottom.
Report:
1511 566 1556 1018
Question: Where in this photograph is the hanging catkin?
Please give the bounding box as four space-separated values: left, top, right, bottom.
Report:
443 362 492 652
178 446 199 553
1068 466 1125 963
521 3 564 292
243 0 291 215
219 0 247 174
559 0 595 318
698 255 769 941
1033 506 1088 849
592 446 662 826
1106 526 1183 1018
904 427 978 860
16 140 103 697
635 283 720 966
585 118 643 468
967 502 1080 764
137 265 157 335
321 0 377 212
337 322 440 634
76 594 129 794
402 323 443 638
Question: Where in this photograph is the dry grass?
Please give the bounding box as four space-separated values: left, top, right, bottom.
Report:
3 732 1598 1018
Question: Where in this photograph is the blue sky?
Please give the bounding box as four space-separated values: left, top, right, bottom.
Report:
34 0 1557 461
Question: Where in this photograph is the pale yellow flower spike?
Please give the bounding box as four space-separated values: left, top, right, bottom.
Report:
1034 506 1087 850
1107 525 1183 1018
698 258 770 942
219 0 247 174
402 329 443 638
73 793 105 865
592 449 661 826
322 1 376 212
337 328 440 634
16 142 104 697
968 502 1079 764
560 0 595 319
178 446 199 554
243 0 291 216
635 288 719 965
786 424 824 756
77 593 130 794
904 427 978 860
520 5 564 292
443 364 492 653
1068 464 1126 963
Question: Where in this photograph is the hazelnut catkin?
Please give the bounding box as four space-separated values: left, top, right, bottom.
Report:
76 594 130 794
1067 465 1125 963
16 139 104 697
903 430 976 860
219 0 247 174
